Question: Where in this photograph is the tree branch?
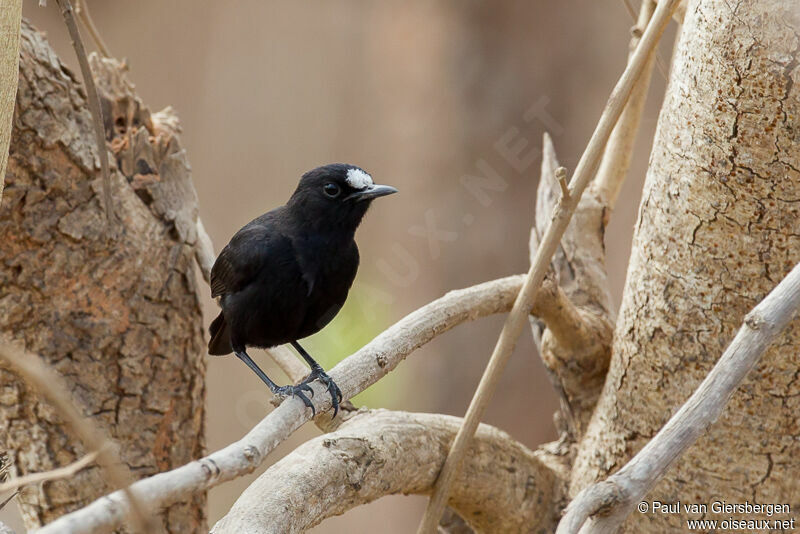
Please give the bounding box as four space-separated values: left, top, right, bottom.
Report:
557 260 800 534
419 1 681 529
530 134 614 437
211 410 560 534
35 275 531 534
54 0 114 230
594 0 659 208
0 451 99 495
0 342 151 533
73 0 112 58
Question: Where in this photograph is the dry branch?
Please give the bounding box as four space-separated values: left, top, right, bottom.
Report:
0 451 98 495
0 0 22 201
35 275 528 533
558 260 800 534
211 410 559 533
73 0 112 58
419 1 681 529
594 0 658 208
530 134 614 437
54 0 114 229
0 342 150 532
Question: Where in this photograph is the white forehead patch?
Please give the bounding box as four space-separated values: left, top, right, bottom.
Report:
346 168 373 190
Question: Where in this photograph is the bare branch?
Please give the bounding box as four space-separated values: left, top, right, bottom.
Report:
419 2 681 529
0 342 151 533
558 260 800 534
530 134 614 437
54 0 114 230
211 410 560 534
594 0 659 208
73 0 112 58
0 0 22 202
35 275 528 534
0 451 99 495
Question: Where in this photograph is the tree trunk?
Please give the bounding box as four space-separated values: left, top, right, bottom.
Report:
0 21 206 532
571 0 800 530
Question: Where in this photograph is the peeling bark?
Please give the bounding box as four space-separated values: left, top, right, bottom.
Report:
571 1 800 530
0 21 206 532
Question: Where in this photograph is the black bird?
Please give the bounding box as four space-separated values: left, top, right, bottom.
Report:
208 163 397 417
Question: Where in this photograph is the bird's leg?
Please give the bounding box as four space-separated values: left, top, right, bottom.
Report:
291 341 342 418
234 349 316 416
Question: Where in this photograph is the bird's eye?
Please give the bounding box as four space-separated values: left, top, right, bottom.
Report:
323 182 341 198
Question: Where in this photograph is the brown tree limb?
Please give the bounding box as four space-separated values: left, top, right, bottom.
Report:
0 342 150 533
211 410 560 533
558 260 800 534
54 0 114 229
0 0 22 201
418 1 680 529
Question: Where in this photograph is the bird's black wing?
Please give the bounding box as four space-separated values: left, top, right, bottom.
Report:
210 220 273 299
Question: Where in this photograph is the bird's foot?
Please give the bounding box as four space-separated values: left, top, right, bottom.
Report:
272 383 316 416
301 367 343 418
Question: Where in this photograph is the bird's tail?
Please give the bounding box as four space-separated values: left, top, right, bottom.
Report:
208 312 233 355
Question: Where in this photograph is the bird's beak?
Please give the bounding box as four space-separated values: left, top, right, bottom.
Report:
346 184 398 202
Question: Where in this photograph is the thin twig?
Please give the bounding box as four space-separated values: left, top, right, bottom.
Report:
0 451 99 495
557 260 800 534
621 0 668 80
595 0 659 208
417 1 681 530
73 0 111 58
0 342 151 533
54 0 114 231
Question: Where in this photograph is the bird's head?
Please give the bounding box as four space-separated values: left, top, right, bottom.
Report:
287 163 397 233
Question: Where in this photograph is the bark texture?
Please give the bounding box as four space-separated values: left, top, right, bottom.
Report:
572 0 800 530
0 21 206 532
212 410 560 534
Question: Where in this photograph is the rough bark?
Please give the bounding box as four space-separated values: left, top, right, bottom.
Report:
212 410 560 534
571 1 800 531
0 21 206 532
529 134 614 438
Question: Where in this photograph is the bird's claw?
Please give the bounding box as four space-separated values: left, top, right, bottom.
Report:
274 384 316 417
301 368 342 418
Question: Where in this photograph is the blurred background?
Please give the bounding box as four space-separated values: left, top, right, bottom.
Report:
6 1 675 531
